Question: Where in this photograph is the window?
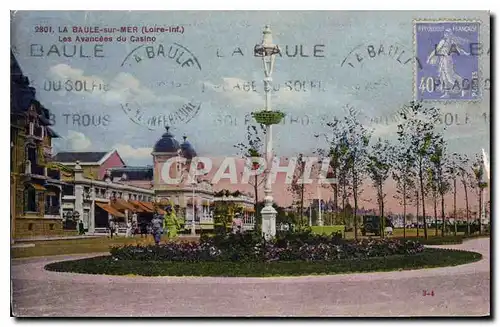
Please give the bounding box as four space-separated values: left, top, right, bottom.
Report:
24 185 37 212
63 185 75 196
49 224 54 230
28 223 33 231
26 145 37 164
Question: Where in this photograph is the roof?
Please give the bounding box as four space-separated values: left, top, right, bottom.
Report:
181 136 197 159
53 152 108 163
153 126 180 153
53 150 122 165
109 166 154 181
11 51 56 128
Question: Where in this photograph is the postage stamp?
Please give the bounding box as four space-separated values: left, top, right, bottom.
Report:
414 19 481 101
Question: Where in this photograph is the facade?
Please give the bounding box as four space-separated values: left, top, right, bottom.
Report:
213 192 256 230
152 127 217 230
61 161 155 234
11 52 64 240
53 150 125 180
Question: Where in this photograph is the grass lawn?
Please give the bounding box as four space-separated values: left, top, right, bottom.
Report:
11 235 197 259
44 248 482 277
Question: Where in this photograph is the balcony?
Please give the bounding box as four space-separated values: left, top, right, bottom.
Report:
47 169 60 180
45 205 61 216
31 163 45 176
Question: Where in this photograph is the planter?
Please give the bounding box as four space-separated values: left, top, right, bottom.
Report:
252 110 285 125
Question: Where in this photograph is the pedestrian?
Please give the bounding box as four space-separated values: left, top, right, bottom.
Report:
151 211 164 245
109 218 115 239
164 205 180 238
126 219 133 238
232 213 243 234
78 219 85 235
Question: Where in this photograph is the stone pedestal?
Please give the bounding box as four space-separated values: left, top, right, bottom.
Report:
261 195 277 240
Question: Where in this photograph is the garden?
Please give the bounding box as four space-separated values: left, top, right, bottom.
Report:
44 230 482 277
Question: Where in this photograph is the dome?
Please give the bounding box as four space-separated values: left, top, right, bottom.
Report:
153 126 181 153
181 136 197 159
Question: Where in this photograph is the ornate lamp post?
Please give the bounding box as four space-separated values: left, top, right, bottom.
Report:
252 25 283 240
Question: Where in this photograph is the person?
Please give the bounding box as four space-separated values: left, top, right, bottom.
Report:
126 219 133 238
232 213 243 234
384 218 394 236
139 220 148 238
164 205 180 238
109 218 115 239
150 211 163 245
78 220 84 235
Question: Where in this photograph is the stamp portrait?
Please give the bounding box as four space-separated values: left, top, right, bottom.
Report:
414 19 480 101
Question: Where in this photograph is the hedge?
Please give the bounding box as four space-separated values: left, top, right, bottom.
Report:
311 225 345 237
44 248 482 277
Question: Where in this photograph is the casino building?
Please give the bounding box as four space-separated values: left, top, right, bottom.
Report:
54 127 255 234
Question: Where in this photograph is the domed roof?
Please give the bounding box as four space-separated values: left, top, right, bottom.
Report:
153 127 181 153
181 136 197 159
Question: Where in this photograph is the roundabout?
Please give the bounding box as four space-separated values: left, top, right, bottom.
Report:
11 238 490 317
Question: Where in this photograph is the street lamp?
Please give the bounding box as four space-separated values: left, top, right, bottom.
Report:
191 181 196 236
252 25 282 240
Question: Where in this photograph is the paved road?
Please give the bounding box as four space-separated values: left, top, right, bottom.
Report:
11 238 490 317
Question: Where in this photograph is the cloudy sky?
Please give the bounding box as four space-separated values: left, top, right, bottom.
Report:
11 11 490 210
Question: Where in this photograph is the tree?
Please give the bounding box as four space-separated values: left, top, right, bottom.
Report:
457 154 472 235
425 165 439 236
472 154 488 234
430 136 451 237
393 136 416 239
343 107 372 240
234 124 266 231
397 101 440 239
446 153 462 236
367 138 393 237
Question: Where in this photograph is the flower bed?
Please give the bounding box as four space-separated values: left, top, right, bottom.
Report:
109 231 425 263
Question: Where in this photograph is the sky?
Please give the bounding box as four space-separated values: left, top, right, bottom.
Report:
11 11 491 212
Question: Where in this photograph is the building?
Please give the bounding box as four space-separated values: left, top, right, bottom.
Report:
61 161 156 234
152 127 216 230
10 52 65 239
54 126 256 234
53 150 125 180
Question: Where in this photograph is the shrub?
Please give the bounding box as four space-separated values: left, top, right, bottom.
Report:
111 230 424 263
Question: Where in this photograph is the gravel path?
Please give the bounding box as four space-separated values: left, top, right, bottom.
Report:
11 238 490 317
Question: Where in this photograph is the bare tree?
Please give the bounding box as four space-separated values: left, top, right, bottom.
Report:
367 138 393 237
457 154 472 235
393 139 416 239
343 107 372 240
234 124 266 230
471 154 488 234
397 101 441 239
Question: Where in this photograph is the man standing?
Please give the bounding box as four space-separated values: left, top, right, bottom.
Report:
109 218 115 239
150 211 163 245
164 205 180 239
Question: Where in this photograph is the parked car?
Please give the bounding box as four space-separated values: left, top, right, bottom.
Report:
361 215 393 236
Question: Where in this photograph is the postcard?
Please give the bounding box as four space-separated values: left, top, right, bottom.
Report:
10 10 490 317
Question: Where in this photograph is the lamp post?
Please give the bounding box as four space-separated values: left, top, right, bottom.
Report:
191 181 196 236
252 25 282 240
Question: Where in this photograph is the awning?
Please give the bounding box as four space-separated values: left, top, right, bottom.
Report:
29 183 46 191
95 202 125 218
245 207 256 213
202 199 210 206
129 200 150 213
110 199 137 212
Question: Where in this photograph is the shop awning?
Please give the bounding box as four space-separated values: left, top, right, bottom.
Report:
129 200 150 213
29 183 46 191
95 202 125 218
110 199 137 212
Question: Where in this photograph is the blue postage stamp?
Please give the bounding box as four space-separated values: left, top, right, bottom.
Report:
414 20 481 101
